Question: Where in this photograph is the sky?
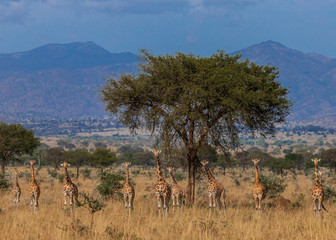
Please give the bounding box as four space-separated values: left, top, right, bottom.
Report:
0 0 336 57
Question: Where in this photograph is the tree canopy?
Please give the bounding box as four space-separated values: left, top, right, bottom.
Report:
101 49 291 203
0 122 40 174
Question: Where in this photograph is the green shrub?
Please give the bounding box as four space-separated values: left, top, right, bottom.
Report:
259 174 287 199
0 174 10 190
174 172 186 181
96 172 124 199
80 168 92 180
47 169 58 178
324 186 336 201
58 174 65 183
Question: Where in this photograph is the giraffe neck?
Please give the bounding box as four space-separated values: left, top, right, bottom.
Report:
204 166 216 184
169 171 178 186
255 165 261 183
319 172 323 186
126 165 131 184
314 164 319 185
64 167 71 183
15 173 19 186
31 165 35 183
156 155 164 181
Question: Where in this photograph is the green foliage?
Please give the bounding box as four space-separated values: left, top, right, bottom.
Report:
76 192 106 214
58 174 65 183
259 174 287 199
0 174 10 190
263 157 293 175
324 186 336 201
0 122 40 173
80 168 92 180
91 148 118 171
44 148 65 170
96 172 124 199
174 172 186 181
47 169 58 178
291 193 305 208
57 139 76 150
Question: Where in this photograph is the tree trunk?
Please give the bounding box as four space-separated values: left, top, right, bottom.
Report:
186 151 196 205
77 166 80 179
1 160 5 175
223 166 226 176
38 155 41 167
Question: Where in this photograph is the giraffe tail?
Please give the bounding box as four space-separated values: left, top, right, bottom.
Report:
322 202 328 212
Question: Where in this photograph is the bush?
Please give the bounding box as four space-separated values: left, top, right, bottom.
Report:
96 172 124 199
324 186 336 201
80 168 92 180
174 172 186 181
58 174 65 183
0 174 10 190
47 169 58 178
259 174 287 199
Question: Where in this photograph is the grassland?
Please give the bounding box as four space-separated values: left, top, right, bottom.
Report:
0 166 335 240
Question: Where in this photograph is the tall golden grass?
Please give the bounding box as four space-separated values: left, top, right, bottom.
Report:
0 166 335 240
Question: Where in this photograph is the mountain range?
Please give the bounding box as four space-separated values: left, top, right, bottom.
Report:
1 40 336 123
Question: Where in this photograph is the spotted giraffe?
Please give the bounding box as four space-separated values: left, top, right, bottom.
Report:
29 160 40 209
167 166 184 210
13 168 21 203
201 160 226 214
62 161 78 207
252 158 266 210
154 150 171 215
123 161 135 213
312 158 327 215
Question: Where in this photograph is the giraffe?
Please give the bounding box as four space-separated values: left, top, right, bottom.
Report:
154 150 171 215
13 168 21 203
122 161 135 213
29 160 40 209
201 160 226 215
62 161 79 207
167 166 185 211
252 158 266 210
312 158 327 215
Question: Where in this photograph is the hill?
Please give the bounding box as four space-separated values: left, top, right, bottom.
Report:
236 41 336 122
1 40 336 123
0 42 137 121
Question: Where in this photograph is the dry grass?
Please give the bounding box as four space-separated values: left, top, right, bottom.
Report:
0 166 335 240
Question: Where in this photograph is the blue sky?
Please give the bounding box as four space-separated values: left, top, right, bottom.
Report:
0 0 336 57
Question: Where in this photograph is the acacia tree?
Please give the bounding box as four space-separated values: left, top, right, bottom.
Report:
0 122 40 174
91 148 118 173
64 148 92 178
101 50 291 204
44 148 65 171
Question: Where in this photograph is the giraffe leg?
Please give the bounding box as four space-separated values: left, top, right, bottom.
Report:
124 194 128 208
157 195 162 209
216 195 222 212
69 192 74 206
64 192 68 206
17 192 21 203
172 194 176 207
258 196 262 210
30 193 34 206
130 194 134 211
253 195 258 210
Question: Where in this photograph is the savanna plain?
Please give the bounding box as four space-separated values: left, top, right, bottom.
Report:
0 165 336 240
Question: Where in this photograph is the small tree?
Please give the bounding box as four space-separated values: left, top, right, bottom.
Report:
64 148 92 178
44 148 65 171
321 149 336 172
96 172 124 199
91 148 118 173
0 122 40 174
76 192 105 230
101 50 291 203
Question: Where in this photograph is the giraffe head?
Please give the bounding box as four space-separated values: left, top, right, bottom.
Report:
252 158 260 166
167 166 174 173
125 161 131 167
61 161 69 169
311 158 321 166
201 160 209 169
154 149 159 159
30 160 35 167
